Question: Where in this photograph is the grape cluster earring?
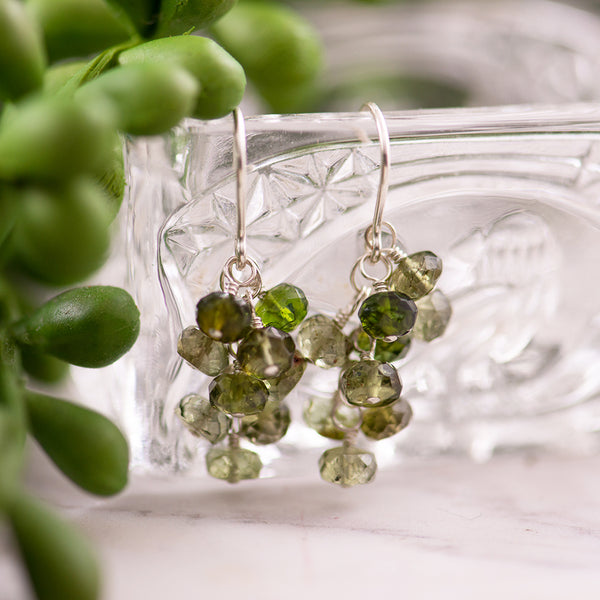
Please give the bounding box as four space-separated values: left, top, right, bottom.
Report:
175 103 451 487
176 108 308 483
298 103 450 487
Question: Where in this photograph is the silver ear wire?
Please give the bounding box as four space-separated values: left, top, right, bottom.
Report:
361 102 391 262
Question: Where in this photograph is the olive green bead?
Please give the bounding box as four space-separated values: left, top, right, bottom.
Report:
389 251 443 300
237 327 295 379
255 283 308 332
177 326 229 376
241 401 290 445
413 290 452 342
177 394 231 444
319 445 377 487
361 399 413 440
196 292 252 343
209 371 268 416
359 291 417 340
340 360 402 408
205 447 262 483
296 314 347 369
264 351 306 401
352 328 412 362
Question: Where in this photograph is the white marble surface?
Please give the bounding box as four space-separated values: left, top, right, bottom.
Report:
3 447 600 600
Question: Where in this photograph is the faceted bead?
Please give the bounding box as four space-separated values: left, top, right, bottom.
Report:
255 283 308 332
209 371 268 416
237 326 295 379
319 445 377 487
340 359 402 407
303 394 360 440
358 291 417 339
177 326 229 376
206 447 262 483
389 250 443 299
264 351 306 401
296 314 347 369
177 394 231 444
361 398 413 440
241 401 290 445
196 291 252 343
352 327 412 362
414 289 452 342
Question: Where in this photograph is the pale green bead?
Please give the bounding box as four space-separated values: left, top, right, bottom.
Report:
296 314 347 369
303 395 360 440
206 447 262 483
319 445 377 487
209 371 268 416
177 394 231 444
389 250 442 299
177 326 229 376
237 326 295 379
413 289 452 342
361 398 413 440
241 401 290 445
340 359 402 408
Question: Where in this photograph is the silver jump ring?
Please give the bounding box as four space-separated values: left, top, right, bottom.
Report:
364 221 397 253
361 102 390 262
232 108 248 269
350 253 393 292
220 256 262 297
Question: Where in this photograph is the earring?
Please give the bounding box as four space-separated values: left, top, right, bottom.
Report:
299 102 451 487
175 108 309 483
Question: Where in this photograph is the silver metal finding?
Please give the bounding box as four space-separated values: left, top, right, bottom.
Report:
232 107 248 270
361 102 390 262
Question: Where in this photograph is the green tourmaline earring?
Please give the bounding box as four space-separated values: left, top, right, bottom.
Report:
299 102 451 487
175 108 308 483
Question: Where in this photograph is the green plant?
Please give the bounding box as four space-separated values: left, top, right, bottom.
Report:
0 0 322 598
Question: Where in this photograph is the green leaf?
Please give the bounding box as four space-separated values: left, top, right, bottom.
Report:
11 285 140 368
20 345 70 383
8 492 100 600
25 392 129 495
105 0 161 38
155 0 236 37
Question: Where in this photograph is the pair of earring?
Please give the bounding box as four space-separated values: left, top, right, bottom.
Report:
175 104 451 486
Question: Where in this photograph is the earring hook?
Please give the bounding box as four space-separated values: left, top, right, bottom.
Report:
232 107 248 270
361 102 390 262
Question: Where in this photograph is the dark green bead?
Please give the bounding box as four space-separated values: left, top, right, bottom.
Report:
352 328 412 362
319 446 377 487
340 359 402 408
237 326 295 379
358 291 417 339
209 371 268 416
177 394 231 443
389 250 442 299
255 283 308 332
264 351 306 401
206 447 262 483
177 326 229 376
196 291 252 343
241 401 291 445
361 398 413 440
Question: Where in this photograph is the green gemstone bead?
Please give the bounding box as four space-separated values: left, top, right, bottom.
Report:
177 326 229 376
237 326 295 379
340 359 402 408
296 314 347 369
264 351 306 401
319 445 377 487
303 394 360 440
241 400 291 445
352 328 412 362
389 250 443 299
358 291 417 339
255 283 308 332
209 371 268 416
361 398 413 440
414 290 452 342
206 447 262 483
196 291 252 343
177 394 231 444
